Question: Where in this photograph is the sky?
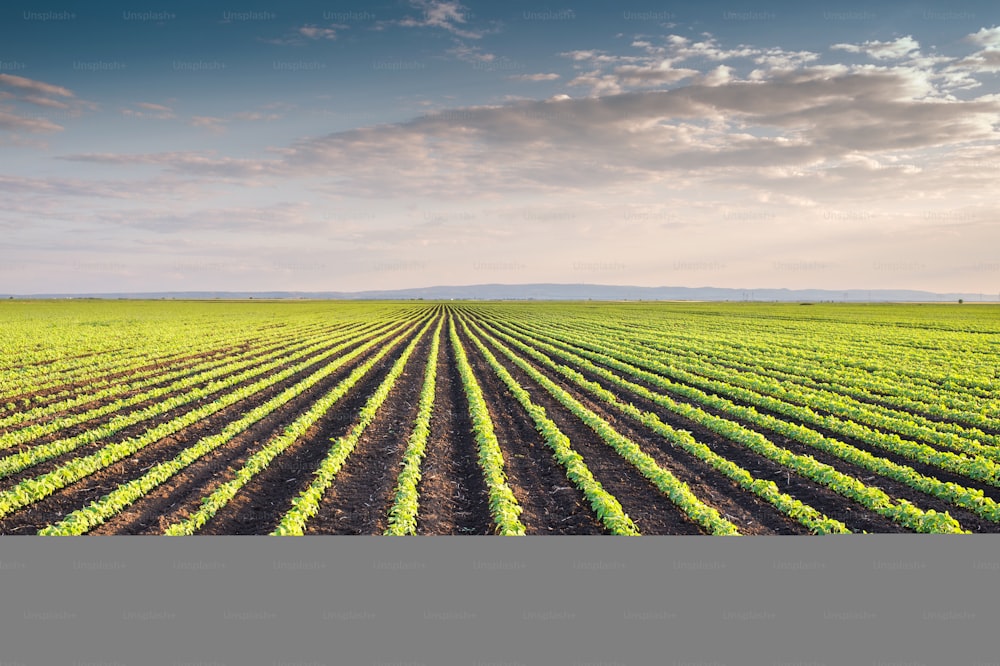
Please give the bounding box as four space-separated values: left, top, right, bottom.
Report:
1 0 999 294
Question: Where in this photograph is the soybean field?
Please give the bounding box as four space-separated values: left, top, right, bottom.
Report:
1 299 998 535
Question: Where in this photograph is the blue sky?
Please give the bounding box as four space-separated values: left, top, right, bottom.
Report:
2 0 999 293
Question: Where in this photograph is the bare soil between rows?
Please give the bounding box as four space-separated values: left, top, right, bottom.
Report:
4 308 990 535
413 323 494 535
0 326 400 534
530 327 1000 533
458 325 607 535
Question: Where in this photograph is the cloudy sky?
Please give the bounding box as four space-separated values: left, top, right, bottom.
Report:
1 0 999 294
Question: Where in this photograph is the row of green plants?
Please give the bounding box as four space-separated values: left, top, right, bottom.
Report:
0 319 415 521
448 317 526 536
384 318 445 536
612 327 1000 451
500 308 1000 484
0 319 339 430
487 317 981 531
272 317 436 536
0 300 420 399
0 310 305 398
598 313 999 427
579 311 998 405
162 321 426 536
469 318 850 535
458 315 740 535
458 316 640 535
2 344 235 418
0 319 393 478
567 324 1000 487
38 320 425 536
638 333 999 434
0 320 365 448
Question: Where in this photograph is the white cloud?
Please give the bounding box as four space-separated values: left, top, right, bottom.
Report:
190 115 228 133
954 49 1000 73
560 49 641 65
445 42 495 63
122 102 176 120
665 35 760 62
298 23 348 40
59 151 281 179
0 174 207 201
948 27 1000 76
0 109 63 133
0 73 73 98
189 110 283 133
566 70 624 95
966 25 1000 49
0 74 97 134
611 64 699 87
507 72 560 82
18 30 1000 293
59 65 1000 202
700 65 733 87
831 36 921 60
231 111 282 122
96 202 321 234
21 95 71 109
398 0 483 39
262 22 349 45
562 35 816 94
136 102 172 112
753 48 820 70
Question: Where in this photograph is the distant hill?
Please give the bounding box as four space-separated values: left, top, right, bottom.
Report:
3 284 993 302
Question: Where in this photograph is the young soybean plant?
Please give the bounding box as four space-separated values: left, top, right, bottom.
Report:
385 316 444 536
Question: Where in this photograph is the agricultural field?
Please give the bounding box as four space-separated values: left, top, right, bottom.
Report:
0 299 998 535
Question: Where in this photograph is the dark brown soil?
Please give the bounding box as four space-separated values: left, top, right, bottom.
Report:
0 324 375 494
465 331 704 535
0 321 334 420
92 324 415 535
414 322 494 535
196 324 423 535
0 325 402 534
457 325 607 535
303 328 432 534
524 327 998 533
472 324 809 535
501 333 905 534
4 306 988 536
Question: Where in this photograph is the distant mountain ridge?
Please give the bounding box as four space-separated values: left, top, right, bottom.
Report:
4 284 994 302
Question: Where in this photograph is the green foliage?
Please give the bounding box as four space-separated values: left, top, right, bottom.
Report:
3 299 996 536
272 317 437 536
385 317 444 536
447 316 526 536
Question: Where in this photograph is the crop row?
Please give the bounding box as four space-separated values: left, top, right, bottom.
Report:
465 317 850 535
620 326 1000 446
481 314 981 531
0 317 417 522
455 314 740 535
0 320 368 447
384 317 444 536
458 317 640 535
273 317 436 535
39 318 426 535
0 318 394 478
0 318 340 429
449 316 526 535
